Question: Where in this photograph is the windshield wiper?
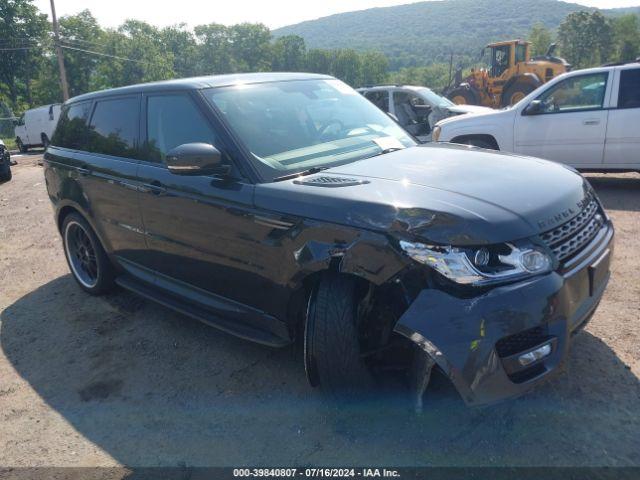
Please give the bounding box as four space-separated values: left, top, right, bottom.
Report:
366 147 404 159
273 166 328 182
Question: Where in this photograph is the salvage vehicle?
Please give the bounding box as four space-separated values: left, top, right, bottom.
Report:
0 139 11 182
434 63 640 172
14 103 61 152
358 85 490 142
444 40 570 108
44 73 614 407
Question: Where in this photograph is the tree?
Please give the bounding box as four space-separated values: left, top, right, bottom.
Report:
331 49 362 86
360 51 389 86
528 24 554 57
388 63 451 91
0 0 49 108
612 14 640 63
305 49 332 74
58 10 104 97
93 20 174 89
271 35 306 71
195 24 235 74
161 24 198 78
558 11 613 69
228 23 272 72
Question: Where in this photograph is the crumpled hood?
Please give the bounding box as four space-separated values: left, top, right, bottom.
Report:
254 143 592 246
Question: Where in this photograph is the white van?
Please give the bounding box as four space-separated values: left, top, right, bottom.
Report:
14 104 61 152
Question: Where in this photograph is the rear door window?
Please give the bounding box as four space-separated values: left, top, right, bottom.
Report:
87 96 139 159
364 90 389 112
51 102 92 150
617 69 640 109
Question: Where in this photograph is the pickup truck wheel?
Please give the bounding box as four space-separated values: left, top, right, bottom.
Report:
16 137 27 153
304 273 373 398
62 213 115 295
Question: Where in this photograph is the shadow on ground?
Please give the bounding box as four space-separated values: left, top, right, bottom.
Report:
585 173 640 212
2 274 639 467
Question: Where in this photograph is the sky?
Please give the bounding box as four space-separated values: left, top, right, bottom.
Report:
33 0 640 30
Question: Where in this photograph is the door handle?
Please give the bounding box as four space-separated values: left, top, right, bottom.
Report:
140 181 167 195
583 119 600 126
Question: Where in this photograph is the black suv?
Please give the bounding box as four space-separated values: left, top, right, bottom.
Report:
44 73 614 406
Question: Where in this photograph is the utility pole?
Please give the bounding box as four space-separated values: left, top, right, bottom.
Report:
49 0 69 101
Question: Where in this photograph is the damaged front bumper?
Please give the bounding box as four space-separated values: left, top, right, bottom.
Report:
395 223 614 406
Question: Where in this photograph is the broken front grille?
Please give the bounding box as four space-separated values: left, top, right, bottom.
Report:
540 199 605 262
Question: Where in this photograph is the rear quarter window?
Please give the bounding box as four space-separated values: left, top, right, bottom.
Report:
618 69 640 109
51 102 92 150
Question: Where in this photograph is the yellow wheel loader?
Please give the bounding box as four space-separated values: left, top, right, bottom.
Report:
445 40 570 108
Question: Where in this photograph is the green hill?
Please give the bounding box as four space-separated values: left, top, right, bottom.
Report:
274 0 640 69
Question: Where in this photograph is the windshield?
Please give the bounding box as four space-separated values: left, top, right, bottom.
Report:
203 79 416 181
415 87 455 108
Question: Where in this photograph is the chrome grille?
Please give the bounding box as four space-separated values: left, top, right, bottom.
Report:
540 199 604 261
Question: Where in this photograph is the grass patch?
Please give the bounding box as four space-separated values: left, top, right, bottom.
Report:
1 137 17 150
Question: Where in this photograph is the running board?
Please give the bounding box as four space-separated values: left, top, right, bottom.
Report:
115 274 292 348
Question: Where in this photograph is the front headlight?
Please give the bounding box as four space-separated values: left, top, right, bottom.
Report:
432 125 441 142
399 241 552 286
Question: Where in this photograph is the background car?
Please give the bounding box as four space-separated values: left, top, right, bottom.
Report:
433 62 640 171
14 103 61 153
0 138 11 182
358 85 492 141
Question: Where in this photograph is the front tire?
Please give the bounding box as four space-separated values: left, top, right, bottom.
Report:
62 213 115 295
304 273 373 398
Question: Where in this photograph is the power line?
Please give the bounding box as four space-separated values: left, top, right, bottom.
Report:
59 37 112 49
59 44 152 65
0 46 41 51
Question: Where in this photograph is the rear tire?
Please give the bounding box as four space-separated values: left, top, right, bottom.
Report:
502 82 536 107
304 272 373 399
62 213 115 295
448 87 479 106
16 137 27 153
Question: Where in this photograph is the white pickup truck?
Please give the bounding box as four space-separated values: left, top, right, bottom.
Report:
433 63 640 171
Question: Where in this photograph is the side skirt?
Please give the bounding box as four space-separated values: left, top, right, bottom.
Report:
114 262 292 348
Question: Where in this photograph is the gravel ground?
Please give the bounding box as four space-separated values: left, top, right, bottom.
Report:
1 153 639 469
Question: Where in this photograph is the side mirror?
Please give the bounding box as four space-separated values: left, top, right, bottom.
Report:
166 143 228 176
523 100 543 116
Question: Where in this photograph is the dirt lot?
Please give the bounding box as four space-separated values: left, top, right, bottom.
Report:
1 152 639 468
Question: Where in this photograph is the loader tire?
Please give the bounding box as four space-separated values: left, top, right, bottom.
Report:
448 87 479 106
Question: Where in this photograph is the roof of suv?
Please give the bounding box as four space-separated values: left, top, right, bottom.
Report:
67 72 333 105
